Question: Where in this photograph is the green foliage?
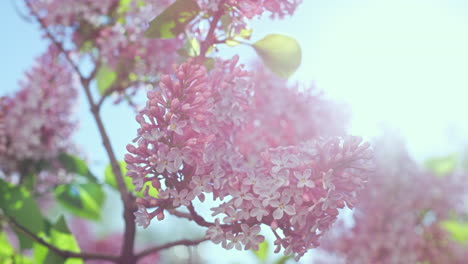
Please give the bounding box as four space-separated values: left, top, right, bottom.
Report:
104 161 132 190
0 232 33 263
440 220 468 244
251 240 293 264
225 28 253 47
253 34 302 78
0 179 44 249
104 161 158 198
0 233 13 257
58 153 98 183
144 0 200 39
34 216 82 264
425 154 457 177
252 241 269 262
54 183 105 221
118 0 133 14
96 65 117 95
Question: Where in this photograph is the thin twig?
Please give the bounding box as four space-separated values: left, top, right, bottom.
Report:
135 237 209 260
167 209 193 221
25 2 137 262
187 203 214 228
198 9 223 61
4 215 118 262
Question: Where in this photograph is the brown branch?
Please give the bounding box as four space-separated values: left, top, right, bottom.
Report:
167 209 194 221
96 85 118 109
26 2 137 263
198 9 223 61
187 203 214 228
135 237 209 260
4 215 118 262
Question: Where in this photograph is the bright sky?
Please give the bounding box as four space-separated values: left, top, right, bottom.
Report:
293 0 468 162
2 0 468 263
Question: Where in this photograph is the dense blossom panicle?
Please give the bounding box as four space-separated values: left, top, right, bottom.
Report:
95 0 182 82
197 0 302 19
235 65 349 160
30 0 182 103
29 0 118 27
126 58 373 260
0 45 77 174
193 0 302 41
319 135 468 263
0 98 6 158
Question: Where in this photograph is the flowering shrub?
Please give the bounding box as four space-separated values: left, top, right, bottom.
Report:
318 135 468 263
125 56 373 260
0 45 77 178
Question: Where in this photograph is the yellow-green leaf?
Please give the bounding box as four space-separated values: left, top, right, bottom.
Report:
225 39 240 47
34 216 82 264
239 28 253 40
425 154 457 178
104 161 132 190
0 179 44 249
440 220 468 244
252 240 268 261
96 65 117 95
253 34 302 78
144 0 200 39
186 38 200 56
104 161 158 198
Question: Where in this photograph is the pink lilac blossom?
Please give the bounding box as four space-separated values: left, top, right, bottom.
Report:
0 98 6 158
234 65 349 162
30 0 182 102
126 57 373 260
29 0 118 28
197 0 302 19
0 45 77 173
319 135 468 264
193 0 302 42
95 0 182 84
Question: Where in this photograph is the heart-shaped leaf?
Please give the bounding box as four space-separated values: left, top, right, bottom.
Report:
253 34 302 78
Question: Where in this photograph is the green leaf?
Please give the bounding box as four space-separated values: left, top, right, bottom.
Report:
220 14 232 32
204 58 215 70
54 183 105 220
105 161 131 190
252 240 268 262
118 0 132 13
79 40 94 53
34 216 82 264
425 154 457 177
58 153 98 183
0 232 14 257
226 39 241 47
441 220 468 244
96 65 117 95
253 34 302 78
0 179 44 249
0 234 34 264
239 28 253 40
186 38 200 56
104 161 158 198
144 0 200 39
